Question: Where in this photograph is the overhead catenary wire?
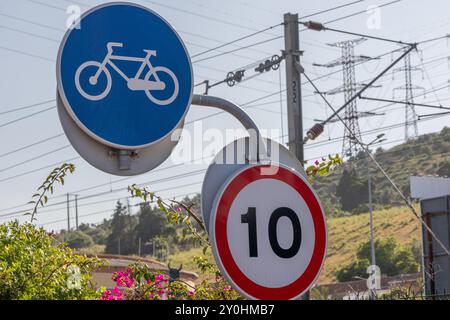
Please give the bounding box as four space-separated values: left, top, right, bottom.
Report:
299 20 413 46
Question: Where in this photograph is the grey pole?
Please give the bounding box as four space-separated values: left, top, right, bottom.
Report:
75 194 79 230
138 237 141 257
66 193 70 232
284 12 308 300
118 237 121 255
284 13 304 164
367 154 377 298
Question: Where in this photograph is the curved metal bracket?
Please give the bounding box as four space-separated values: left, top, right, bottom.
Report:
191 94 267 162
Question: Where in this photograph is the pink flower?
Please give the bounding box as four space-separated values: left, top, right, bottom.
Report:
315 160 320 165
113 271 134 288
155 274 167 286
223 285 232 291
101 290 112 300
101 287 124 300
188 290 194 296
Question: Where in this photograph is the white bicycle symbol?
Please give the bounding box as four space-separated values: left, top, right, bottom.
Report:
75 42 179 105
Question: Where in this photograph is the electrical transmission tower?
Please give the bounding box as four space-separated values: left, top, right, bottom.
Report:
314 38 376 158
393 48 424 140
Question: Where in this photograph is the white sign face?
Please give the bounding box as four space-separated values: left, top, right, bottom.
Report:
227 178 316 288
209 163 327 300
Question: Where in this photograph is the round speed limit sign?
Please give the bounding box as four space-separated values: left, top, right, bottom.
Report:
209 163 327 300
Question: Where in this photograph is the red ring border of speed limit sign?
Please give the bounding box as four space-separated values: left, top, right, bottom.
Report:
210 164 327 300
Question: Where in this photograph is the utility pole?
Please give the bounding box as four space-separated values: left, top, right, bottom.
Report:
352 134 386 299
284 12 309 300
75 194 79 230
118 237 121 255
284 13 304 164
66 193 70 232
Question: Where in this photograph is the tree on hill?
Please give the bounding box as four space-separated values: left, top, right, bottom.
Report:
336 168 369 211
105 201 137 255
437 161 450 177
335 237 419 282
134 202 176 255
78 222 110 245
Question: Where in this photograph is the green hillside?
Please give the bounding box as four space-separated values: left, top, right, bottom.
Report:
314 127 450 216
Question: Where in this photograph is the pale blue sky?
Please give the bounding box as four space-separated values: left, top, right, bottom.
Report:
1 0 449 231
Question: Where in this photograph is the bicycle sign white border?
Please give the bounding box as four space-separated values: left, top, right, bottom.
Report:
56 2 193 150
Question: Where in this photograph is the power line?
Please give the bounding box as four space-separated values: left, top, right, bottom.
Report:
40 191 199 228
2 179 204 221
0 99 56 115
192 36 283 64
299 0 365 20
0 156 80 184
0 45 55 62
300 20 412 45
322 0 403 25
192 1 402 64
0 106 56 128
0 168 207 218
191 0 370 60
0 133 64 159
0 145 70 173
191 24 283 59
418 34 450 45
0 25 59 43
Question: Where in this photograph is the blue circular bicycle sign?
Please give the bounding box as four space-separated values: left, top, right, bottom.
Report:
57 2 193 149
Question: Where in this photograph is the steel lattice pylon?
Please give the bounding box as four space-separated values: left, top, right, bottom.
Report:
393 50 423 140
314 38 371 158
339 40 362 157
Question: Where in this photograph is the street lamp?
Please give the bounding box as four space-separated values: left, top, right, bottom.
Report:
350 134 387 299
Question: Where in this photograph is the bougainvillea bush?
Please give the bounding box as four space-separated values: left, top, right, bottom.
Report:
99 262 240 300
